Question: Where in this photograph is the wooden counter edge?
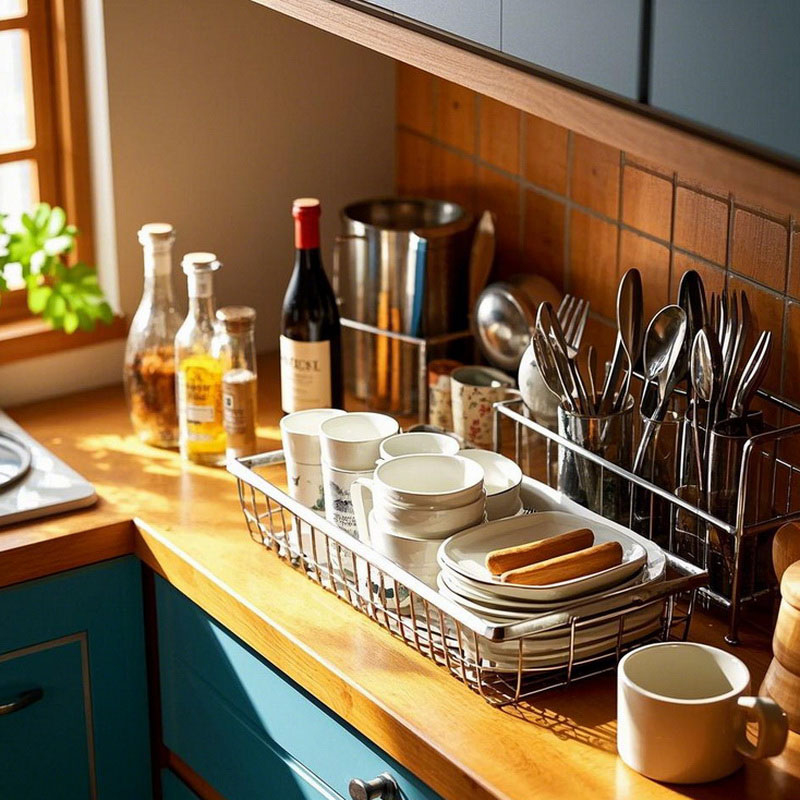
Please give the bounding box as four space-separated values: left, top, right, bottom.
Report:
134 518 505 800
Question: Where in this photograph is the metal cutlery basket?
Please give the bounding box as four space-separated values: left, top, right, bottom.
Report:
494 387 800 645
229 451 703 706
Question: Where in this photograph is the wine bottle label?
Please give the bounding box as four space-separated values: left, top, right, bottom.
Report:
280 335 332 413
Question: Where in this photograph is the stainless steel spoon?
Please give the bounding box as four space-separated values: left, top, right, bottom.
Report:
632 305 687 474
691 325 724 492
601 268 643 414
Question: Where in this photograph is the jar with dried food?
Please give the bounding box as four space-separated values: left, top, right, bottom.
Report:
123 224 182 447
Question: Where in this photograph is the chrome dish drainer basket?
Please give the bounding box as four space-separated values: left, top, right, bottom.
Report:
229 451 704 706
493 383 800 645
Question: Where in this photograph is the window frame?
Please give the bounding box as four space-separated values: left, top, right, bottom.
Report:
0 0 95 325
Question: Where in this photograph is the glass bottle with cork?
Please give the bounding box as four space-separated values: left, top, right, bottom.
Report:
123 223 182 448
216 305 258 461
175 252 226 466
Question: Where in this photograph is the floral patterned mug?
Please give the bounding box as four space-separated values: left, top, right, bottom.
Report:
450 366 518 448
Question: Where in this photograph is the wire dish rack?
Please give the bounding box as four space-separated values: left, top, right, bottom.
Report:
493 387 800 645
229 451 705 706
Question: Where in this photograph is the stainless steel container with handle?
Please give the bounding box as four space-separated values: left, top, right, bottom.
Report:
333 198 473 413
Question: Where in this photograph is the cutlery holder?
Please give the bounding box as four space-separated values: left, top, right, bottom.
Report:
494 386 800 645
557 396 633 524
230 453 702 707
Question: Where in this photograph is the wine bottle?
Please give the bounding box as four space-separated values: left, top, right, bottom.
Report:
280 198 343 413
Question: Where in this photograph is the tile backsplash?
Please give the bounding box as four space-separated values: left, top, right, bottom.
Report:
395 64 800 408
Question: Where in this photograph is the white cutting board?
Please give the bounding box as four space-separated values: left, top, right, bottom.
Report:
0 410 97 526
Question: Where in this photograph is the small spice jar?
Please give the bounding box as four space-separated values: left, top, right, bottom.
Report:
215 306 258 460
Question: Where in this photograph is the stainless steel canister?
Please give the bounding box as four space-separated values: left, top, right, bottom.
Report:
334 198 473 413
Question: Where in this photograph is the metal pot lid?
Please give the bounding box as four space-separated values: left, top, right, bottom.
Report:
0 431 32 493
474 282 535 371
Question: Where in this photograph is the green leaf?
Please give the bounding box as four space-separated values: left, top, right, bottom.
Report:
95 302 113 325
33 203 50 228
28 285 52 314
63 310 79 334
45 292 67 319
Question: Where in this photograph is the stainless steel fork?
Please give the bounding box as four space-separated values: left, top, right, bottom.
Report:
556 294 590 358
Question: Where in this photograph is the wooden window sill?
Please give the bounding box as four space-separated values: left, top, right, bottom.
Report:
0 315 127 366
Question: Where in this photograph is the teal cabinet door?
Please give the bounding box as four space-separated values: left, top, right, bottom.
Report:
0 638 92 798
0 557 152 799
502 0 644 98
157 577 443 800
651 0 800 160
162 770 201 800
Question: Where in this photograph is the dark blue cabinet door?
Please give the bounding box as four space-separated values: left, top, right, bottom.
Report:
651 0 800 161
392 1 502 49
0 639 92 798
162 770 201 800
502 0 644 98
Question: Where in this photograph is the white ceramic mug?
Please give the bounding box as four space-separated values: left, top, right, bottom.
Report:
319 412 399 472
280 407 346 464
458 449 523 520
351 454 485 541
450 366 517 448
321 460 373 537
617 642 788 783
379 431 460 461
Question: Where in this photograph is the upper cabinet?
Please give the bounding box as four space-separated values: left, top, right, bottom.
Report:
381 0 502 50
501 0 644 99
650 0 800 161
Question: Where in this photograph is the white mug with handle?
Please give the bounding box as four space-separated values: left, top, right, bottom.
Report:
617 642 788 783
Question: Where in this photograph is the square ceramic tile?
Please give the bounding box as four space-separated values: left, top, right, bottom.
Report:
618 230 669 324
570 135 620 218
396 130 433 195
568 210 618 319
671 251 726 301
436 79 476 154
478 96 520 175
523 115 568 195
674 187 728 265
477 166 521 276
622 166 673 242
731 208 789 291
396 63 435 136
788 227 800 300
429 145 476 211
522 190 565 290
728 276 784 393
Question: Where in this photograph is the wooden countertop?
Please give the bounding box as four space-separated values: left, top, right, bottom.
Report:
2 353 798 800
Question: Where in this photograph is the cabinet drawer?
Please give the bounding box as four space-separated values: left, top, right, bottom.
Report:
502 0 643 98
651 0 800 160
157 578 442 800
0 637 92 798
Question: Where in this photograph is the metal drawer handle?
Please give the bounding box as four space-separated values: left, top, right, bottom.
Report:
0 687 44 716
349 772 399 800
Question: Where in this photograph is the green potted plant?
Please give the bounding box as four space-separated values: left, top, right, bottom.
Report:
0 203 112 331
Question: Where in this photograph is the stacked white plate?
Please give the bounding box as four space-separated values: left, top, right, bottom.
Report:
435 511 668 670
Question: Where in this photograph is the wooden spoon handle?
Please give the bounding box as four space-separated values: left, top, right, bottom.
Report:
486 528 593 576
501 541 623 585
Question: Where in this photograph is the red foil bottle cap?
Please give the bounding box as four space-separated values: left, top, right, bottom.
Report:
292 197 321 249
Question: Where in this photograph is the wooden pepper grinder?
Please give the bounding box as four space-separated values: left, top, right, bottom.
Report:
760 523 800 731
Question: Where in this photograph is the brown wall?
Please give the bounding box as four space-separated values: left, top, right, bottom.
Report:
395 64 800 412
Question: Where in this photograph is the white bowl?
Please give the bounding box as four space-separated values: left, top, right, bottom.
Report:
458 449 523 520
366 511 442 587
379 431 460 460
371 491 486 540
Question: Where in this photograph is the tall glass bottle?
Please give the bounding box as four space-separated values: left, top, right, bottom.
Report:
123 223 182 448
175 252 226 466
280 198 343 413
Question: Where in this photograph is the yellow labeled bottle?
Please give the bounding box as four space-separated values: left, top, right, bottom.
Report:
175 252 226 466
